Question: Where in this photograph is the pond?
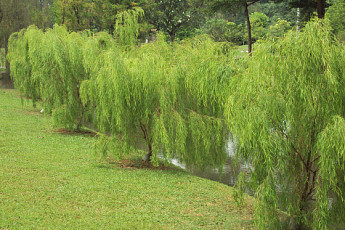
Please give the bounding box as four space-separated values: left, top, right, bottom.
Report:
168 140 250 187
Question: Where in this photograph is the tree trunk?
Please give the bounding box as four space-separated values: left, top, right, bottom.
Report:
244 3 252 55
0 7 3 24
39 0 44 10
316 0 326 19
170 31 175 43
145 143 152 162
4 44 11 80
140 121 153 162
1 44 13 88
62 6 65 25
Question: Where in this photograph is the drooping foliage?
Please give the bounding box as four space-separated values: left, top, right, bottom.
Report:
8 25 90 130
8 6 234 169
225 19 345 229
7 27 41 105
326 0 345 41
7 6 345 229
80 34 236 168
155 37 236 168
200 18 244 44
115 7 144 46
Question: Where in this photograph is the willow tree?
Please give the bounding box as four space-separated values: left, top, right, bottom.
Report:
153 36 236 168
8 25 90 131
80 31 118 128
82 31 115 76
81 34 235 167
81 37 170 161
210 0 260 54
7 26 42 105
115 7 144 46
226 19 345 229
43 25 89 130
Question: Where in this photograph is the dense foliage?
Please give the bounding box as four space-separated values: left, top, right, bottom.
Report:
7 25 89 130
326 0 345 41
7 5 345 228
226 19 345 229
115 7 144 46
8 12 235 170
80 34 235 168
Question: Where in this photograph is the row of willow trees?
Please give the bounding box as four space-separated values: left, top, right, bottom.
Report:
7 21 236 169
7 13 345 229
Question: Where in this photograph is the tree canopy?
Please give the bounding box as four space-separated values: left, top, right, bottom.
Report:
6 3 345 229
325 0 345 41
226 19 345 229
7 25 90 130
80 33 235 167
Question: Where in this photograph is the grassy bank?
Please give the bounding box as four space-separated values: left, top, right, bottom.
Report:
0 89 254 229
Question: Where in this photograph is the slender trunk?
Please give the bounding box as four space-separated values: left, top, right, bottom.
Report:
4 44 11 80
146 143 152 162
296 152 318 229
297 8 300 32
39 0 44 11
140 121 152 162
244 3 252 55
62 7 65 25
75 105 83 131
170 31 175 43
316 0 326 19
0 7 3 24
169 26 176 43
74 7 81 30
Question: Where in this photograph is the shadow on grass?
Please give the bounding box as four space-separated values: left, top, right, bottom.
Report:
55 128 97 137
94 156 188 176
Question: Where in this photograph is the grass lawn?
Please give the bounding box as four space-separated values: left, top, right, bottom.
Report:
233 45 248 58
0 89 254 229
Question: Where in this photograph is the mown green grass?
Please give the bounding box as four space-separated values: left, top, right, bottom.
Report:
0 89 254 229
233 45 249 58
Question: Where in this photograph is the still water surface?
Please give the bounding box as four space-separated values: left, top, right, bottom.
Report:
168 140 249 187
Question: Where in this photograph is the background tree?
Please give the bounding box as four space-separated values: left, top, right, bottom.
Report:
50 0 148 33
210 0 260 54
143 0 199 42
226 19 345 229
0 0 32 79
266 18 291 38
249 12 269 41
281 0 327 20
200 18 244 44
257 1 296 26
326 0 345 41
51 0 94 31
115 7 144 46
29 0 53 30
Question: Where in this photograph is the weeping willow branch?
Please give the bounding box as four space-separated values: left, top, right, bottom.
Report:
115 7 144 46
186 108 225 121
226 19 345 229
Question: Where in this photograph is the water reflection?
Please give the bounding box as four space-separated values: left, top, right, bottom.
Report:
170 139 250 187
